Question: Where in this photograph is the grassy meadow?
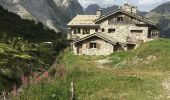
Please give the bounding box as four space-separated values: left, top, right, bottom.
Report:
12 38 170 100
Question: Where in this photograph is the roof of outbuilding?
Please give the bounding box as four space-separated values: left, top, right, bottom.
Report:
67 15 98 26
72 32 124 45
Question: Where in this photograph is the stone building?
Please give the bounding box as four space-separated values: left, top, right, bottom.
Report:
67 3 159 55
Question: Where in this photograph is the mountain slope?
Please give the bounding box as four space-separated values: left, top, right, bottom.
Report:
146 2 170 37
0 6 67 92
0 6 57 42
84 4 119 15
0 0 83 32
84 4 147 17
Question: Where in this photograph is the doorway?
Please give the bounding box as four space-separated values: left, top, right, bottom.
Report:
114 43 124 52
77 44 82 54
127 44 136 50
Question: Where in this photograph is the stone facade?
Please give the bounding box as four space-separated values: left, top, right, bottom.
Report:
67 3 159 55
73 37 114 55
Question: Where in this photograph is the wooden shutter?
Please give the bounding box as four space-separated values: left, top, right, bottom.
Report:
97 43 101 49
86 43 89 49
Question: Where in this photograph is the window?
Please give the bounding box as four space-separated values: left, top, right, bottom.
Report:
117 17 123 22
95 28 98 32
73 28 81 34
83 28 90 34
131 30 143 33
102 28 105 32
151 31 159 37
108 29 115 33
90 43 97 48
131 30 143 36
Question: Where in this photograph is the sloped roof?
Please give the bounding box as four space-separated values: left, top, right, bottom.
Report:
72 32 120 45
94 9 157 26
67 15 98 26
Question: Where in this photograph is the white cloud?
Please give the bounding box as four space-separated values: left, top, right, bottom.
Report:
78 0 115 8
78 0 170 11
138 0 165 5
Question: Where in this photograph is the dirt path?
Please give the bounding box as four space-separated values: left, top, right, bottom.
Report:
94 57 111 69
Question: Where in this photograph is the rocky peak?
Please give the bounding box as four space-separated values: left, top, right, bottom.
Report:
84 4 100 15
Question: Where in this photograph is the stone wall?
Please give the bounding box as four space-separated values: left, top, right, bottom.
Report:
72 37 114 55
98 14 149 43
100 21 149 43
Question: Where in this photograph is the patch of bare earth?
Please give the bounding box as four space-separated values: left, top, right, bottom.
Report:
95 58 110 69
162 78 170 99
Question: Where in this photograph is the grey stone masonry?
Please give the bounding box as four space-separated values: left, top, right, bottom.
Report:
67 3 159 55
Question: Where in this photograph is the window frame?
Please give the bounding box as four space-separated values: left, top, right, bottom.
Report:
83 28 90 34
131 30 143 36
108 29 115 33
117 17 123 22
89 43 97 49
73 28 81 34
102 28 105 32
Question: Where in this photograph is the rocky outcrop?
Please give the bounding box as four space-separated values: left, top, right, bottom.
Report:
0 0 83 32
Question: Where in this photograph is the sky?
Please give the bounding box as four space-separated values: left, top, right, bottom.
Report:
78 0 170 11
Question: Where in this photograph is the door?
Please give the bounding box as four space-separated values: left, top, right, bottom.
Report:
77 44 82 54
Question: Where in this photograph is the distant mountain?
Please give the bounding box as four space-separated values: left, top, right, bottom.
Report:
146 1 170 37
84 4 100 15
146 1 170 17
0 6 58 42
0 0 83 32
84 4 119 15
84 4 147 17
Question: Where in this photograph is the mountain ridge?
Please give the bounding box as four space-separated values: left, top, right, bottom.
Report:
84 4 147 17
145 1 170 37
0 0 83 32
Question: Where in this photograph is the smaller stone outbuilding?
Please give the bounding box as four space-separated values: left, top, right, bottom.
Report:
71 32 128 55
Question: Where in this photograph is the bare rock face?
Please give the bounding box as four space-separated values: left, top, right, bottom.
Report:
0 0 83 32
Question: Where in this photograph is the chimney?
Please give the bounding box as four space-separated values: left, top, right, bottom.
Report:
131 6 137 13
121 3 137 13
96 9 102 18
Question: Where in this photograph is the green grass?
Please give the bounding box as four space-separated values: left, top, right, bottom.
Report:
14 38 170 100
0 43 56 92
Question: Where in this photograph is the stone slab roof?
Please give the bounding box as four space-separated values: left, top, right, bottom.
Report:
94 9 157 26
72 32 125 45
67 15 98 26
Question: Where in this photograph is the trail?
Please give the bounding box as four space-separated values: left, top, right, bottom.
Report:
94 57 111 69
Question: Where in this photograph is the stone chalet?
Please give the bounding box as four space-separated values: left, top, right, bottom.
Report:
67 3 159 55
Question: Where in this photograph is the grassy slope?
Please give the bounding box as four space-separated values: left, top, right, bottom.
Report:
16 38 170 100
0 5 67 93
0 43 46 92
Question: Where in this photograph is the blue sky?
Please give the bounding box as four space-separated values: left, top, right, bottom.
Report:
78 0 170 11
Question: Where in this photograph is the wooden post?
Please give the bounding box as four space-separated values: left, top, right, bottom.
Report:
70 82 75 100
2 91 6 100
